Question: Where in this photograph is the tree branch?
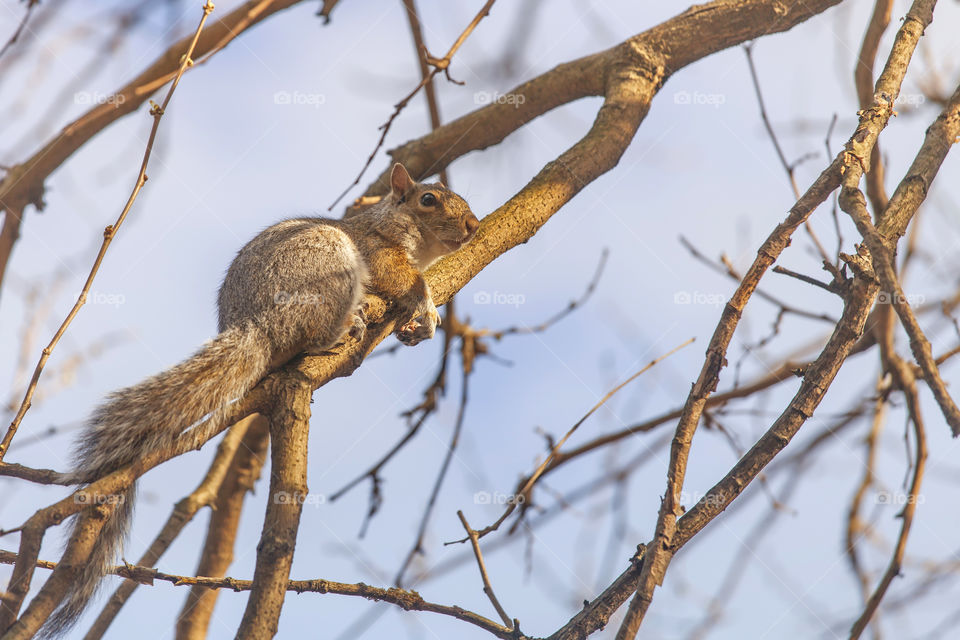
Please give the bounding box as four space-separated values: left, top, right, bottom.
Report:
0 0 316 298
0 0 217 463
235 373 312 639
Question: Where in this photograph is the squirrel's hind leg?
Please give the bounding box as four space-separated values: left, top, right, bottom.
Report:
346 302 368 342
302 301 368 356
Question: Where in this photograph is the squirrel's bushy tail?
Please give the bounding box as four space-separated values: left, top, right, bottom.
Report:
41 322 271 638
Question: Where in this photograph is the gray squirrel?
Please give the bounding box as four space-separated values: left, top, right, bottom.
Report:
42 163 479 636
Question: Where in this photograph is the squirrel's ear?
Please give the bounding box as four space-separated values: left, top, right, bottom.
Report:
390 163 416 199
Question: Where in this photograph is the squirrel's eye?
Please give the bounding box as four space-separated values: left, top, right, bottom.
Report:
420 193 437 207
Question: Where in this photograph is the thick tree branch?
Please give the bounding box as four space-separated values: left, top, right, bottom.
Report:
175 416 270 640
855 0 894 216
877 82 960 240
235 372 312 639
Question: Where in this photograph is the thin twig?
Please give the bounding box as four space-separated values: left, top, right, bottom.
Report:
394 363 471 586
825 113 844 262
849 355 927 639
855 0 894 217
0 0 39 62
680 236 837 322
772 264 841 294
455 338 695 543
401 0 449 186
478 249 609 339
844 373 889 607
329 0 497 209
457 510 513 628
0 550 521 640
743 42 834 270
0 1 217 462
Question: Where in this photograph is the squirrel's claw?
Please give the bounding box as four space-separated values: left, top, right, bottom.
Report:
396 307 439 346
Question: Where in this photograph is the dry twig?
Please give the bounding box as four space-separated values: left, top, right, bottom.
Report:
0 1 217 462
458 338 694 543
329 0 497 209
617 2 938 636
0 0 39 62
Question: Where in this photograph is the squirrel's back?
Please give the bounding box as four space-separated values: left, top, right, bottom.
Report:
219 218 367 354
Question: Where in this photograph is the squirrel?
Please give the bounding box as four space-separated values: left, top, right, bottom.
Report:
42 163 479 637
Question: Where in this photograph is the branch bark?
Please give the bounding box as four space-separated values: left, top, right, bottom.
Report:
175 416 270 640
617 1 937 635
234 373 312 639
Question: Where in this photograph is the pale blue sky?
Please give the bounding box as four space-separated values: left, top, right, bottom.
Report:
2 1 960 638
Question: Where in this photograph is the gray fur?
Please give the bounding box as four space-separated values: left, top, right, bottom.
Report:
44 223 364 636
42 164 477 636
43 324 272 637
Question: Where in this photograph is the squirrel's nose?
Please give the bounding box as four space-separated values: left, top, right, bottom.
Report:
465 215 480 236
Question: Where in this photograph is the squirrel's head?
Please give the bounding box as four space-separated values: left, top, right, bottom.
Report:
389 163 480 267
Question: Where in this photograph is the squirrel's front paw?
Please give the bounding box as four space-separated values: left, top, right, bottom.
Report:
396 307 440 346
